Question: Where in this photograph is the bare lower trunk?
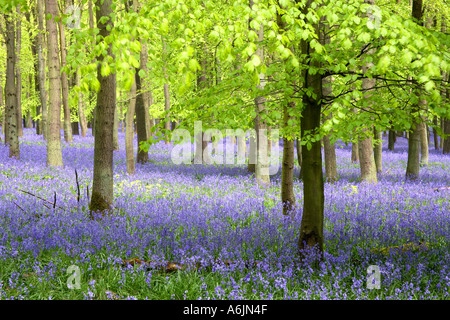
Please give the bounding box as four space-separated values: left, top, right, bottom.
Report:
126 81 136 175
59 13 73 142
16 6 23 138
5 14 20 158
46 0 63 167
351 141 359 163
89 0 116 215
37 0 47 138
76 69 88 137
281 102 296 215
373 127 382 173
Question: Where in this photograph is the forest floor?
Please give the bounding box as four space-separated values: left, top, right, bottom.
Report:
0 128 449 299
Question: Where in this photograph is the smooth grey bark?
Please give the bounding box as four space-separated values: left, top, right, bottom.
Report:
46 0 63 167
16 6 23 138
126 80 136 175
374 127 382 173
36 0 47 138
59 11 73 143
5 13 20 158
76 69 88 137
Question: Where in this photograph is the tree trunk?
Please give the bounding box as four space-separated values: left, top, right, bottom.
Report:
162 36 171 145
59 10 73 143
351 141 359 162
113 105 119 150
358 0 377 183
251 7 269 185
296 138 302 168
16 6 23 138
406 0 424 178
36 0 47 138
140 41 152 137
298 0 324 257
281 101 296 215
322 77 337 182
76 69 88 137
373 127 382 173
46 0 63 167
419 119 429 165
433 116 439 151
126 80 136 175
5 14 20 158
388 128 395 151
89 0 116 216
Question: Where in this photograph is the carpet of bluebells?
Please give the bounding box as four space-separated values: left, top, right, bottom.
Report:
0 127 449 300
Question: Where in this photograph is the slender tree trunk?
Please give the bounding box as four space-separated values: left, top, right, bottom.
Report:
322 77 337 182
76 69 88 137
26 74 32 128
0 72 4 138
89 0 116 215
126 80 136 175
373 127 382 173
140 41 152 137
89 0 96 137
5 14 20 158
351 141 359 163
16 6 23 138
46 0 63 167
113 105 119 150
281 101 296 215
419 114 429 165
162 36 171 145
358 0 377 183
433 116 439 151
251 4 269 185
59 11 73 142
36 0 47 138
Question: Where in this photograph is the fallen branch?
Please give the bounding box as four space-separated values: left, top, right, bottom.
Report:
19 189 64 210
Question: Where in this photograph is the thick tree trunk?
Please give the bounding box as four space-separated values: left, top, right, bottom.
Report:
5 14 20 158
406 121 421 179
46 0 63 167
298 0 324 257
89 0 116 216
388 128 396 151
59 13 73 142
36 0 47 138
126 81 136 175
406 0 424 178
